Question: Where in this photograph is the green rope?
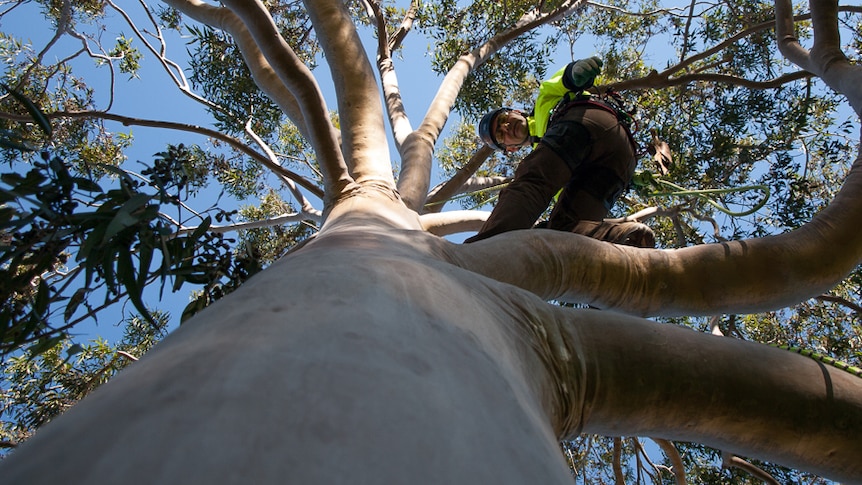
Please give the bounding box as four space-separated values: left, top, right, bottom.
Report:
772 345 862 378
649 179 770 217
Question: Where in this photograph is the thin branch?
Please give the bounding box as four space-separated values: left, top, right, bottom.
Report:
177 211 321 236
608 7 858 93
0 108 326 200
612 437 626 485
105 0 226 114
424 145 495 213
244 119 321 216
389 1 419 53
653 438 688 485
586 1 690 18
363 0 413 152
0 439 18 449
722 452 780 485
419 210 488 237
816 294 862 315
116 350 139 362
10 0 71 91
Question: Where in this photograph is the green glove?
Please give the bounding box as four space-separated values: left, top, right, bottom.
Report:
567 56 603 90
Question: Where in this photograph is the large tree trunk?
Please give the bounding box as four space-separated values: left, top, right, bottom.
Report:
4 195 861 483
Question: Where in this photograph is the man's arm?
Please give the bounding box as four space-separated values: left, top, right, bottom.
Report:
563 56 603 91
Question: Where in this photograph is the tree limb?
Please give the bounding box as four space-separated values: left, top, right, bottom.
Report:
177 212 321 236
362 0 413 153
303 0 395 192
0 108 325 200
612 437 626 484
816 293 862 314
184 0 355 208
244 119 321 215
451 141 862 317
776 0 862 114
162 0 308 135
546 306 862 481
721 452 779 485
424 145 495 213
610 69 813 92
419 210 488 236
653 439 687 485
608 7 861 94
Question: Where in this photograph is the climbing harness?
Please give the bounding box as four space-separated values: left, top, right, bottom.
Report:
548 89 640 148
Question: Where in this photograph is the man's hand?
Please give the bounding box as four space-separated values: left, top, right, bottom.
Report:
567 56 603 89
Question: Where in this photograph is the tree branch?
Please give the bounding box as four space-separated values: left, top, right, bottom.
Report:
106 0 225 114
177 211 321 236
244 119 321 216
545 307 862 481
362 0 413 153
653 439 687 485
177 0 354 208
609 7 862 94
451 138 862 317
424 145 495 213
162 0 308 135
612 437 626 485
775 0 862 114
721 452 779 484
0 108 325 200
610 69 813 91
303 0 395 192
419 210 488 237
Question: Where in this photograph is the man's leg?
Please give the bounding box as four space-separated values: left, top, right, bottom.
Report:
465 144 572 243
545 166 624 232
570 220 656 248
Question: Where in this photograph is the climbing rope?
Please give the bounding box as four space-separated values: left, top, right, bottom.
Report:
772 344 862 378
632 171 770 217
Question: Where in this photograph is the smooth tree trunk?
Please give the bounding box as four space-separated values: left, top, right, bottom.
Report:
3 194 861 484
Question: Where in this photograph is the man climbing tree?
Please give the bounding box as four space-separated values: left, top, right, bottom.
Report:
467 57 655 246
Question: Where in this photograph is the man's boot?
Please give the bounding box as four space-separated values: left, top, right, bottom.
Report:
571 220 656 248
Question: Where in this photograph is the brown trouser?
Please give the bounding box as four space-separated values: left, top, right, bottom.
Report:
466 105 636 242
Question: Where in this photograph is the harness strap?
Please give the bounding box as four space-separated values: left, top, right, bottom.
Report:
548 91 639 152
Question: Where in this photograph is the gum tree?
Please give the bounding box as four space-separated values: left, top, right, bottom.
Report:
2 0 862 483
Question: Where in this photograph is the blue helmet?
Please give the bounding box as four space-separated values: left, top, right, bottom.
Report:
478 107 512 151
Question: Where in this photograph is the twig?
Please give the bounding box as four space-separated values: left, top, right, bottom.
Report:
722 452 780 485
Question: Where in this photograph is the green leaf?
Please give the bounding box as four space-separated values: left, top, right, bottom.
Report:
33 278 50 317
0 137 37 152
117 246 156 328
26 334 64 358
181 295 208 323
102 193 151 243
64 288 87 322
66 343 85 358
137 242 154 290
1 83 52 138
73 177 103 193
